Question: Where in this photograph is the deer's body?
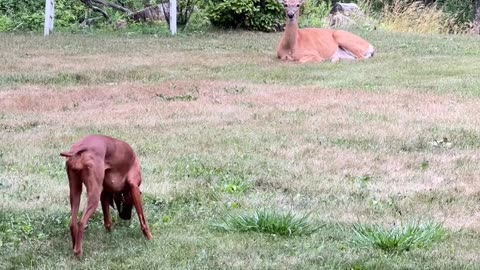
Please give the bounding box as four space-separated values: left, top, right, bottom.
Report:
277 0 374 63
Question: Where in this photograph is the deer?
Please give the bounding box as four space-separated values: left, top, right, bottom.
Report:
276 0 375 63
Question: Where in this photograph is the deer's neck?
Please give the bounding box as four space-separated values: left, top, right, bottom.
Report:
282 20 299 50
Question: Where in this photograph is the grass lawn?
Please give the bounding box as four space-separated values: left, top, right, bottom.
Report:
1 29 480 269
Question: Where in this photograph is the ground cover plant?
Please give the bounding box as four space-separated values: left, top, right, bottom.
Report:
1 29 480 269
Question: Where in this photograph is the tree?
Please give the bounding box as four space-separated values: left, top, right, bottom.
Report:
78 0 169 23
474 0 480 34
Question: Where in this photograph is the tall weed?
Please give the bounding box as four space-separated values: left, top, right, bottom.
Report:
378 0 461 34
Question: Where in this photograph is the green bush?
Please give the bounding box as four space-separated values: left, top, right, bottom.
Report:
184 8 212 32
299 0 331 28
204 0 284 32
0 15 13 32
0 0 85 32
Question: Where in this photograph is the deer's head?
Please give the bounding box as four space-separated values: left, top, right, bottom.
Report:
278 0 304 22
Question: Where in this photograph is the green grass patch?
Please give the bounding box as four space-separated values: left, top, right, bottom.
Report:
0 211 71 249
213 209 320 236
172 156 252 194
352 221 448 254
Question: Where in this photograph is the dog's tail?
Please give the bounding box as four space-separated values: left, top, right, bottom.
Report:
60 148 87 158
60 151 74 158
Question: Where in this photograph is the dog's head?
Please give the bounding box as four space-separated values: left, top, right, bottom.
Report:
114 192 133 220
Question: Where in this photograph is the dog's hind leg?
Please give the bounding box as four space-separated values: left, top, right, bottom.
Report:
68 168 82 250
73 159 105 257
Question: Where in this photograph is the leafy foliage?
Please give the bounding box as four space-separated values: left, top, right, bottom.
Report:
0 15 13 32
298 0 331 28
437 0 476 29
214 209 320 236
353 221 448 254
0 0 85 32
204 0 284 32
184 7 212 31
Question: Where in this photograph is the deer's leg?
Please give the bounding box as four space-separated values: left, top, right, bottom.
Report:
331 48 356 62
296 53 326 63
333 30 373 59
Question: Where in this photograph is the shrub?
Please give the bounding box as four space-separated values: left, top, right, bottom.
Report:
204 0 284 32
184 8 212 32
437 0 475 33
0 15 13 32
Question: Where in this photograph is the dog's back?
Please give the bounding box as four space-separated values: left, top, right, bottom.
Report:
61 135 136 171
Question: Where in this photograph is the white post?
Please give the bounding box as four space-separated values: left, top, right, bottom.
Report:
50 0 55 33
44 0 55 36
169 0 177 35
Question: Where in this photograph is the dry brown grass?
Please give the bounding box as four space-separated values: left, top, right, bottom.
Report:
1 32 480 268
3 80 480 229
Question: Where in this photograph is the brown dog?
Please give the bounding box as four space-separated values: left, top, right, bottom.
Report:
60 135 152 257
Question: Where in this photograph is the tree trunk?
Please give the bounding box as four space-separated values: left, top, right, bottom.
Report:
79 0 132 18
473 0 480 34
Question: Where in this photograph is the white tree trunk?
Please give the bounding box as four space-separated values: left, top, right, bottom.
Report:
170 0 177 35
474 1 480 34
44 0 55 36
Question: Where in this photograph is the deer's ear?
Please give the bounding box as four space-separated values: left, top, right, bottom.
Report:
277 0 284 5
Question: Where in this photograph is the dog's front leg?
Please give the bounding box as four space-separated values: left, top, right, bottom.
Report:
100 191 113 232
129 184 153 240
127 160 153 240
